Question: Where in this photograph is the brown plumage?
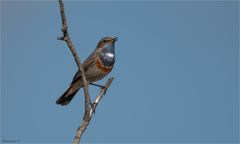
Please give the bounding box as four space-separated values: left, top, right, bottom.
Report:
56 37 117 106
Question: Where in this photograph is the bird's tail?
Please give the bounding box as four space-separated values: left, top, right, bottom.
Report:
56 85 80 106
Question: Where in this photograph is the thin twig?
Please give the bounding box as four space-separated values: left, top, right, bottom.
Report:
91 77 114 115
57 0 114 144
73 77 114 144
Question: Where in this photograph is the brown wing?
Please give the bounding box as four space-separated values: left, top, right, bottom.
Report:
71 51 97 84
83 51 98 72
71 70 81 84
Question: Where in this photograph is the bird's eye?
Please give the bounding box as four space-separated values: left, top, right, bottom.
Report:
103 40 107 43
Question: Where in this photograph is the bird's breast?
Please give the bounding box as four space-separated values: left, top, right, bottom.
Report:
96 58 113 73
84 57 113 83
100 51 115 67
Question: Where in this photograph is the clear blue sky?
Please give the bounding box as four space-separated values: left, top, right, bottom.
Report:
1 1 239 143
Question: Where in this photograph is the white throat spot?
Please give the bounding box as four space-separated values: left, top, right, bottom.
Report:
105 52 114 58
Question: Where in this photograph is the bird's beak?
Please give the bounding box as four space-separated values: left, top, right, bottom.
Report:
113 37 118 42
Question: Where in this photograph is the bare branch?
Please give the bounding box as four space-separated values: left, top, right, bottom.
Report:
91 77 114 114
58 0 91 114
73 77 114 144
57 1 114 143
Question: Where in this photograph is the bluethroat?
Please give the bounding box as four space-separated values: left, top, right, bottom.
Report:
56 37 117 106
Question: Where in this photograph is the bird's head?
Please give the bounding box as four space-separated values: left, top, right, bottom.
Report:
96 37 117 49
96 37 117 67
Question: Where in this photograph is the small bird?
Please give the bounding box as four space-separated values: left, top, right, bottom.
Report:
56 37 117 106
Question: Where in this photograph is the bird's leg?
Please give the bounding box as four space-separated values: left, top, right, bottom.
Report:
89 83 108 91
